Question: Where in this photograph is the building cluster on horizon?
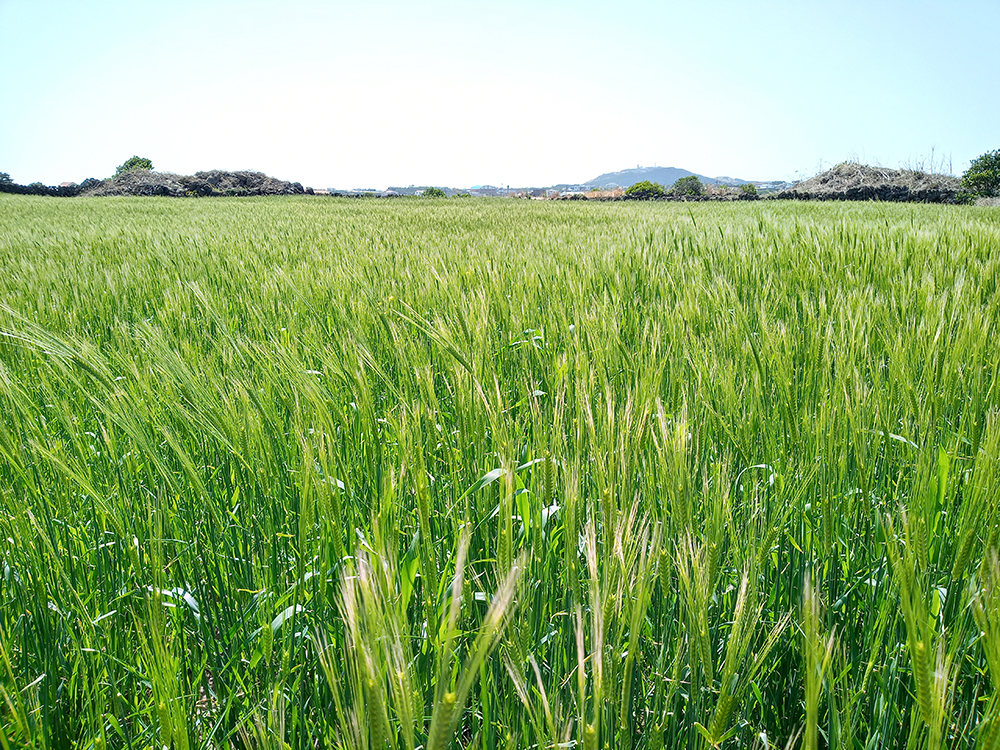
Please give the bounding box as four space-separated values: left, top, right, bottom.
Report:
319 176 796 199
325 184 515 197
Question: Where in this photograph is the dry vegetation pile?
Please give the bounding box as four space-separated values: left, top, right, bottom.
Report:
82 169 305 197
776 162 962 203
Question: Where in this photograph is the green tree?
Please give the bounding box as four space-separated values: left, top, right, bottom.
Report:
0 172 11 185
740 183 759 199
671 175 704 197
962 149 1000 197
116 156 154 176
624 180 665 200
423 187 447 198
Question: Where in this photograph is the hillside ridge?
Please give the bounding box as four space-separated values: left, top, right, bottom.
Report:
586 166 750 189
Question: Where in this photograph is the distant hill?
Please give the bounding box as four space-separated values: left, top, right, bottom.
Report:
586 166 749 189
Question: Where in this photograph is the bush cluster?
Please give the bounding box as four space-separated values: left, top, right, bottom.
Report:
623 180 665 200
671 175 704 197
962 149 1000 198
115 156 154 176
623 177 713 201
0 176 102 197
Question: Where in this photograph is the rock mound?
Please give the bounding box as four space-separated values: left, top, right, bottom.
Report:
189 170 305 196
775 162 962 203
81 170 305 197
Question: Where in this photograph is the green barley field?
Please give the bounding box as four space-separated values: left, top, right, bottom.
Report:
1 194 999 749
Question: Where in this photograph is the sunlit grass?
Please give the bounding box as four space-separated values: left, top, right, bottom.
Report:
1 193 999 748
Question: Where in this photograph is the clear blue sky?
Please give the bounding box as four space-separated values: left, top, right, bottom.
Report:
2 0 997 189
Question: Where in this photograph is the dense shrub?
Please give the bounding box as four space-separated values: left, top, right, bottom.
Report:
623 180 665 200
423 187 447 198
671 175 704 197
116 156 153 176
740 183 759 200
962 149 1000 197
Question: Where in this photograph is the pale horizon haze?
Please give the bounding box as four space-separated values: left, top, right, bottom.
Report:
1 0 997 190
